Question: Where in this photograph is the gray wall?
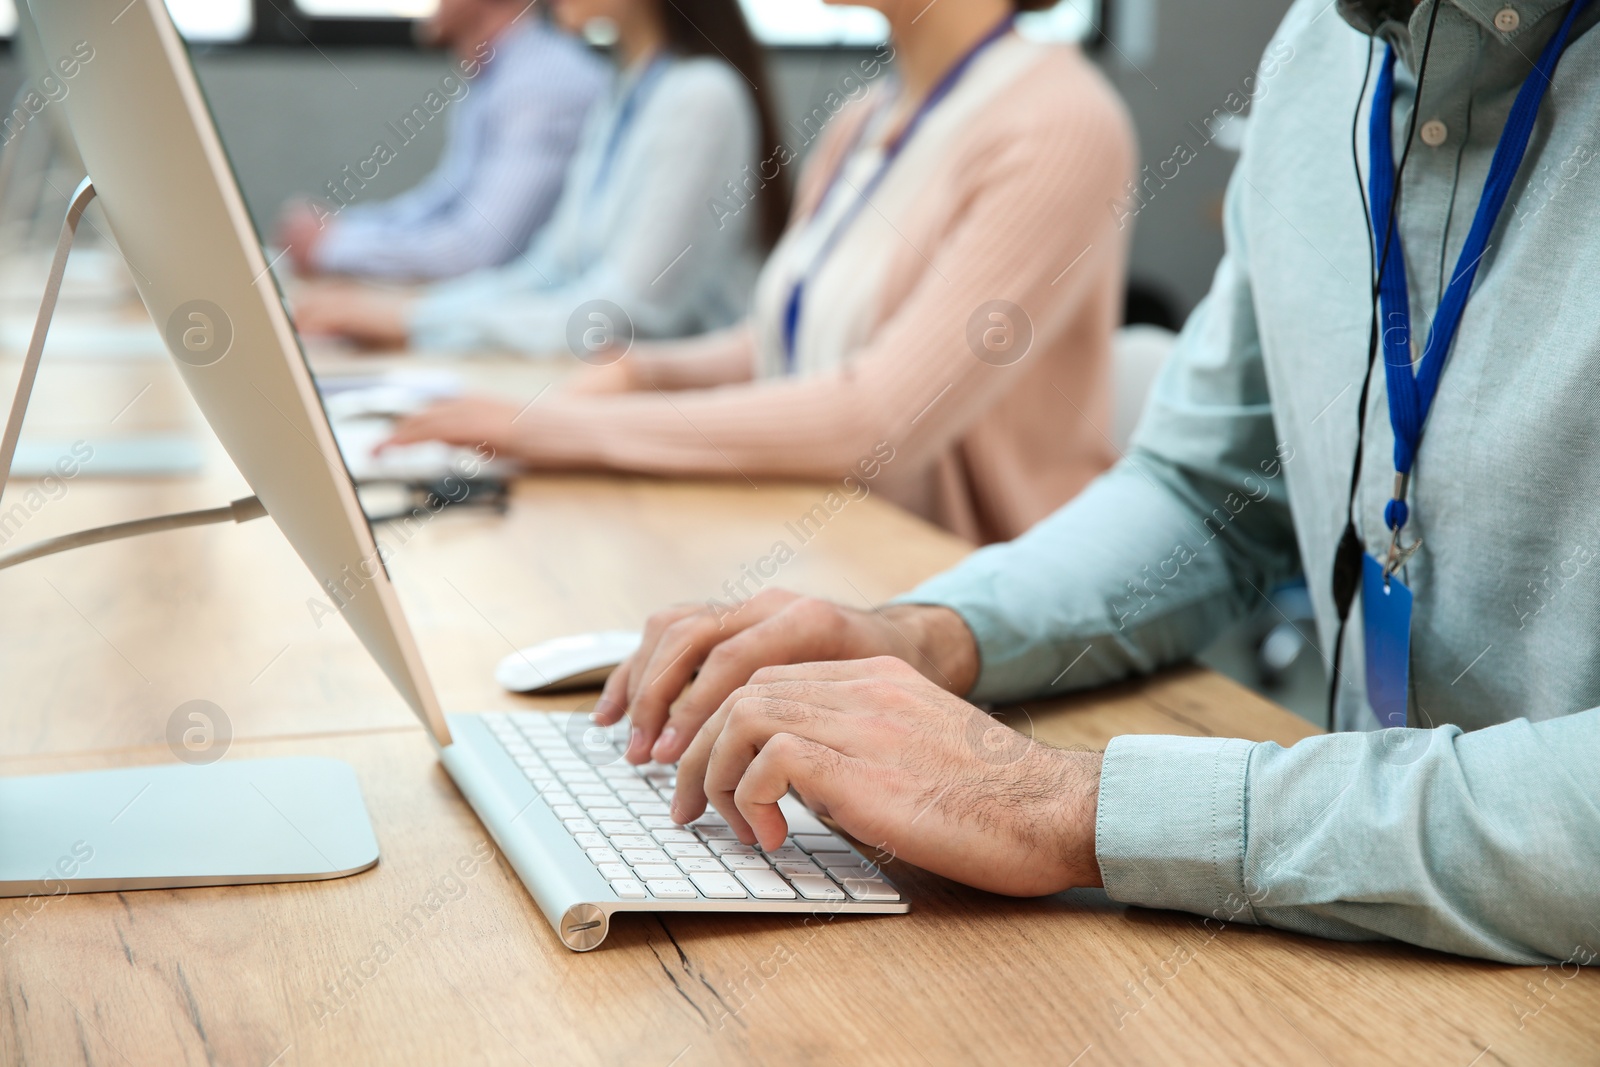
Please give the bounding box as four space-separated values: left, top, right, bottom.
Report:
1 0 1296 318
1102 0 1295 313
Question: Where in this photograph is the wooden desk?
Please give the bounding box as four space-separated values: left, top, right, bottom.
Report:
2 349 1596 1066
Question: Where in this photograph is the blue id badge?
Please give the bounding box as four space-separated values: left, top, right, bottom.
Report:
1362 551 1412 727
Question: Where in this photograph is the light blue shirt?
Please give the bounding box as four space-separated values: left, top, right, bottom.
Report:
408 55 764 355
313 21 606 280
904 0 1600 965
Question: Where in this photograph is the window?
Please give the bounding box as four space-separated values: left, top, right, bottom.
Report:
0 0 1096 48
1018 1 1099 44
739 0 889 47
737 0 1100 47
293 0 437 15
168 0 253 41
0 0 253 42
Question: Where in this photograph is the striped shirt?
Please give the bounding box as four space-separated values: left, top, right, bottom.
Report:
313 21 606 280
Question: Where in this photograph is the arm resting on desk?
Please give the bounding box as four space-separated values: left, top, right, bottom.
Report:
894 171 1599 963
457 102 1131 479
1097 714 1600 965
623 326 757 392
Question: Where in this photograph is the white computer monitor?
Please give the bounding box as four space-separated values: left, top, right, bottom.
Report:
24 0 450 745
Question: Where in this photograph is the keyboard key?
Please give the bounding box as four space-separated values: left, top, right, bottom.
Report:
645 879 697 900
629 801 671 816
611 879 648 900
537 788 572 806
793 834 844 854
811 852 859 870
736 869 797 899
632 864 680 881
722 854 771 871
622 849 671 866
574 833 608 849
608 835 656 851
695 825 739 840
691 812 729 827
639 815 679 829
688 872 748 899
597 820 644 836
564 781 610 794
651 829 698 845
563 818 597 835
551 805 585 821
763 846 808 863
586 847 620 865
778 795 831 835
788 875 845 901
598 863 631 880
775 860 824 879
577 795 623 811
707 840 755 855
664 843 711 858
676 857 724 873
840 878 900 902
599 764 640 779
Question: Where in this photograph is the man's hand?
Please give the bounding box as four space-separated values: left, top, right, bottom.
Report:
670 657 1103 897
293 285 412 350
276 200 331 276
594 589 980 765
381 396 526 455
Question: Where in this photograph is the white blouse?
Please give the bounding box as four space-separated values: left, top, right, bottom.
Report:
410 54 763 355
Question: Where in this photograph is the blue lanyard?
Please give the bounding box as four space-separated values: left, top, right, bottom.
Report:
593 55 670 194
1368 0 1591 535
781 15 1016 370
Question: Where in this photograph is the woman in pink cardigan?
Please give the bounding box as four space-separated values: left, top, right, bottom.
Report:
385 0 1135 545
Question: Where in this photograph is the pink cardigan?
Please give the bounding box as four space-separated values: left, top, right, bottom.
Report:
515 45 1136 544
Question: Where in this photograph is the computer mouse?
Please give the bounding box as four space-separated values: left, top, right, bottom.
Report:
495 631 643 694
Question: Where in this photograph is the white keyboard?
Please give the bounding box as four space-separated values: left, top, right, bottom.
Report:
480 712 902 905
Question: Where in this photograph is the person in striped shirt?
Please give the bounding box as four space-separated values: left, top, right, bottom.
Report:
276 1 605 281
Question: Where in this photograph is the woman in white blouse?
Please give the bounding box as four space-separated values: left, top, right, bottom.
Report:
295 0 788 353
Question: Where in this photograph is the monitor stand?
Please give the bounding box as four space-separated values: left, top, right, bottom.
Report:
0 178 380 899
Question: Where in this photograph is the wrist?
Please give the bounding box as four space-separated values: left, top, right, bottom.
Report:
881 604 979 696
1043 748 1104 891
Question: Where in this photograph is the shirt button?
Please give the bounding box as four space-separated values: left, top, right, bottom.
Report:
1420 119 1449 147
1495 7 1520 32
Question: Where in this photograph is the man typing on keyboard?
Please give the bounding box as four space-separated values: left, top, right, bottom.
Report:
591 0 1600 966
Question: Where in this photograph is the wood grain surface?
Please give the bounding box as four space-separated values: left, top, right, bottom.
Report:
1 348 1595 1066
